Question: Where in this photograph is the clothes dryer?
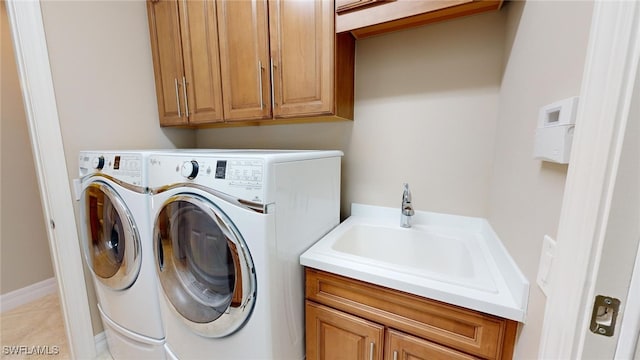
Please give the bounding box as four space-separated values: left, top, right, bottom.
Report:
147 150 342 359
76 151 164 359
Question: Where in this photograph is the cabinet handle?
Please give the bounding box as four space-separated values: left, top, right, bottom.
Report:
258 60 264 110
174 78 181 117
393 350 398 360
369 342 374 360
182 76 189 117
270 58 276 109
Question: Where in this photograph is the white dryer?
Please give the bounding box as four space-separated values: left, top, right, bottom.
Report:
147 150 342 359
77 151 165 359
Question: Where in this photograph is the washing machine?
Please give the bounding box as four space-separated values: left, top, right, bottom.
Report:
76 150 165 359
147 150 342 359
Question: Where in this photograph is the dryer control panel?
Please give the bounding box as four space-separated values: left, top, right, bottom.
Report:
79 152 144 186
148 154 266 204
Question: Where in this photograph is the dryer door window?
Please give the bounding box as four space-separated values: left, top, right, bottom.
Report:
81 181 141 290
154 194 256 338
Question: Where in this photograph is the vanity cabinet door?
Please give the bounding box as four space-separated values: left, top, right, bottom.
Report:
385 329 479 360
306 301 385 360
305 268 518 359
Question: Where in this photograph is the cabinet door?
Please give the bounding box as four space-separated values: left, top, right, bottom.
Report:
306 301 384 360
217 0 271 122
147 0 188 126
178 0 224 124
268 0 334 118
385 329 479 360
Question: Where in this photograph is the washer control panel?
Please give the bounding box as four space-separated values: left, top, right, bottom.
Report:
148 155 266 204
79 152 143 186
217 159 263 187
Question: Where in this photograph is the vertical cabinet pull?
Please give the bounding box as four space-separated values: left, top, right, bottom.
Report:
369 342 375 360
174 78 181 117
270 58 276 109
393 350 398 360
258 61 264 110
182 76 189 117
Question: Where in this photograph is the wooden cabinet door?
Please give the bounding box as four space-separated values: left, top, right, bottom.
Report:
217 0 271 122
268 0 334 118
147 0 188 126
384 329 479 360
306 301 384 360
177 0 224 124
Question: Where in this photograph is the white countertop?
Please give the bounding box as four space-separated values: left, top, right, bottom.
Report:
300 204 529 322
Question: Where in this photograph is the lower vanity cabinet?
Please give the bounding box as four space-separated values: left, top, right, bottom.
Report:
304 268 518 360
306 301 384 360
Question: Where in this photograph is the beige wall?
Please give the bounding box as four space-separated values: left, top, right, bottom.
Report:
39 0 195 333
487 1 593 358
0 2 54 295
197 10 506 219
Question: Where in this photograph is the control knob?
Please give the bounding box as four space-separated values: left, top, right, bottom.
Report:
181 160 199 179
92 156 105 170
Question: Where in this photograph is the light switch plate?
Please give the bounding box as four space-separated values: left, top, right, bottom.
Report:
537 235 557 296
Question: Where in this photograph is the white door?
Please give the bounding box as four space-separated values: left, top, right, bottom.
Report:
538 1 640 357
580 63 640 358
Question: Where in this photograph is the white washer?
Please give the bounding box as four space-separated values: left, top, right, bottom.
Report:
77 151 165 359
147 150 342 359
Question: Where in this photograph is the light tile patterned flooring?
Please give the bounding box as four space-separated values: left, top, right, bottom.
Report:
0 293 70 359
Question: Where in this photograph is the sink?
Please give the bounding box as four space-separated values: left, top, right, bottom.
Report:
332 224 475 278
300 203 529 322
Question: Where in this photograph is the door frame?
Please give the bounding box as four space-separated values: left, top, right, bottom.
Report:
539 0 640 358
5 1 96 359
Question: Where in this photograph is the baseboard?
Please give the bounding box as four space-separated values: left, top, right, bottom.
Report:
94 331 108 357
0 277 57 312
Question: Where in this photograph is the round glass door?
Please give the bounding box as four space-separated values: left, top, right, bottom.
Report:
81 181 141 290
154 194 256 338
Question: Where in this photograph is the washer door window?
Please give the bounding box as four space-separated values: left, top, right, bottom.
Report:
154 194 256 338
81 181 141 290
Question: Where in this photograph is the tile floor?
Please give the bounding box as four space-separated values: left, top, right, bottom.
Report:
0 293 112 360
0 293 70 359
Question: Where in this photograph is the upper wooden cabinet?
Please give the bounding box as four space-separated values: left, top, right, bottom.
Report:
147 0 224 126
147 0 355 127
336 0 503 39
216 0 271 122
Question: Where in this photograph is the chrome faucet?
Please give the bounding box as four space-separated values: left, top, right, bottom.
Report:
400 183 415 228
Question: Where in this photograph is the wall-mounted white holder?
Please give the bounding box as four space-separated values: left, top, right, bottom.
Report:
533 96 579 164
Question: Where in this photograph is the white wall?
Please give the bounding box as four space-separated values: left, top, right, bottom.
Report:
487 1 593 358
0 2 54 295
197 10 506 219
39 0 195 333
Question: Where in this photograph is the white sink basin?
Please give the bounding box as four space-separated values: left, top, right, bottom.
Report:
300 204 529 322
332 224 475 278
